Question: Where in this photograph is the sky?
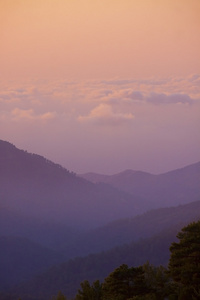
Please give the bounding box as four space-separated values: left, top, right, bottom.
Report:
0 0 200 174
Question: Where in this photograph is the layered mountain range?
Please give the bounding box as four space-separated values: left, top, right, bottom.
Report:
0 140 144 229
1 139 199 230
80 161 200 207
0 139 199 299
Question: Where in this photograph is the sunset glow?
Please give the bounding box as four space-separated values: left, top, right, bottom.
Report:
0 0 200 174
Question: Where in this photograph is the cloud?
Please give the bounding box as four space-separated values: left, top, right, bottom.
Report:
0 75 199 127
188 74 200 82
146 93 194 105
78 104 134 126
11 108 56 121
100 79 136 85
126 90 144 100
0 93 11 100
96 89 144 107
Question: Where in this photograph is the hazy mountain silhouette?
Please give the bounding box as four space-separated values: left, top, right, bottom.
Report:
0 236 63 291
0 206 82 253
2 139 199 231
10 226 186 299
1 139 200 299
1 139 199 251
69 200 200 256
0 140 145 229
1 201 199 297
80 162 200 207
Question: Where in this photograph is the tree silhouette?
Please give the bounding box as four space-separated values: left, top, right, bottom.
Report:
168 220 200 299
75 280 102 300
102 264 149 300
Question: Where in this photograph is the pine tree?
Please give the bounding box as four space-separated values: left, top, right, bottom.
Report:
168 220 200 299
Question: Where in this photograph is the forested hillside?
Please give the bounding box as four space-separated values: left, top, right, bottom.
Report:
73 220 200 300
71 200 200 255
10 226 178 299
6 220 199 300
1 200 199 295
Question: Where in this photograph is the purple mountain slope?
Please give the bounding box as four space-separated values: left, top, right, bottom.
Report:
1 139 199 230
80 162 200 207
0 140 145 229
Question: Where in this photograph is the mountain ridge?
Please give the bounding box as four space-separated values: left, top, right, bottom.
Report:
80 161 200 179
58 200 200 257
1 139 199 229
0 139 145 229
9 224 191 299
80 161 200 207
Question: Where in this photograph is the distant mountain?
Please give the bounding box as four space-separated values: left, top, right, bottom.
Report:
73 200 200 255
1 139 199 232
80 169 151 184
0 206 82 253
80 162 200 207
11 226 180 300
0 236 62 290
0 140 144 229
1 201 199 298
1 139 200 299
53 200 200 258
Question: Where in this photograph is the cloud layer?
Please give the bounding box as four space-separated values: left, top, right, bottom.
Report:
0 75 199 127
0 75 199 174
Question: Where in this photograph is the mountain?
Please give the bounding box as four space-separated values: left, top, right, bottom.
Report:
1 139 200 299
0 236 62 290
1 201 199 299
0 206 82 253
0 140 144 229
80 162 200 207
11 200 200 299
69 200 200 256
10 226 181 300
1 139 199 232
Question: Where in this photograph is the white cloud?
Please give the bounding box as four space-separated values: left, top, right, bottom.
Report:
78 104 134 126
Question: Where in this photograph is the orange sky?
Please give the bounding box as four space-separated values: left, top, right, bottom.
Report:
0 1 200 174
1 0 200 80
